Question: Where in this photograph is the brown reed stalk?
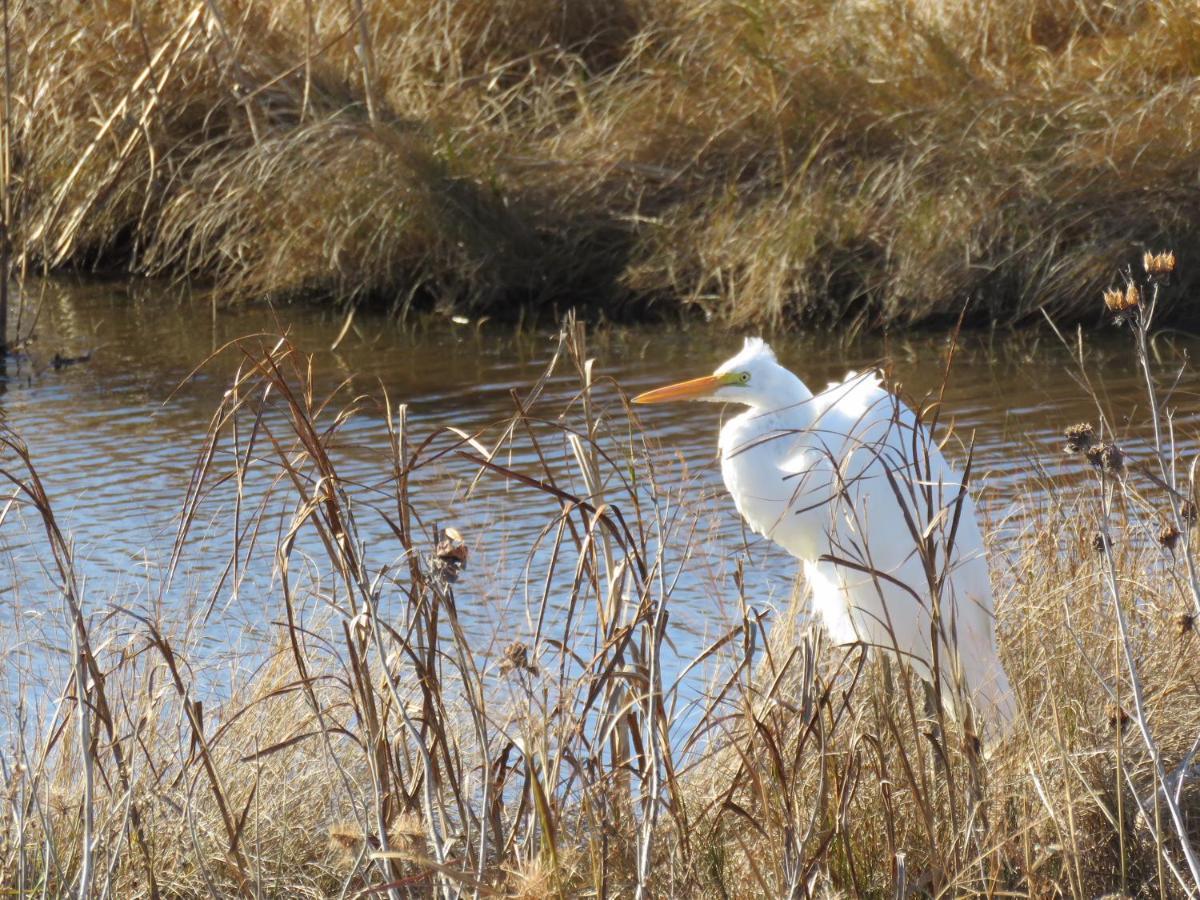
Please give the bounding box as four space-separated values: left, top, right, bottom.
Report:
5 310 1200 895
0 0 10 354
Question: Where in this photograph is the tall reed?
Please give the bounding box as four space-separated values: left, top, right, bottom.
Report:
1 297 1200 896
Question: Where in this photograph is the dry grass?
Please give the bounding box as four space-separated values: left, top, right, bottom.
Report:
2 277 1200 897
8 0 1200 329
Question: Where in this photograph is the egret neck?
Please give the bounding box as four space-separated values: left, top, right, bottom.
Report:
712 359 827 560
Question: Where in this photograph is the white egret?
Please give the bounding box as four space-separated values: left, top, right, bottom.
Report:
634 338 1015 740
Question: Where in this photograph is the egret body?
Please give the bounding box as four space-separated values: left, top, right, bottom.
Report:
634 338 1015 739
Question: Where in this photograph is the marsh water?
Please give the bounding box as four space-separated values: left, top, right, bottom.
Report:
2 279 1196 687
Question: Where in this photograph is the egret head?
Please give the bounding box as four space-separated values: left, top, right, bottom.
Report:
633 337 788 407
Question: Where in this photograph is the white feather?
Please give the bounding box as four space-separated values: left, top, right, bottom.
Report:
716 347 1016 740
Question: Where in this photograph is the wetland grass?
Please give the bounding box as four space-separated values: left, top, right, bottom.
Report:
11 0 1200 329
2 289 1200 895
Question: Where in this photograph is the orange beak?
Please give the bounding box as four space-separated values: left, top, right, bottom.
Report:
633 374 724 404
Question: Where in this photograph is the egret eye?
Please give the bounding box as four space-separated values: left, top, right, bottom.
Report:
739 372 750 384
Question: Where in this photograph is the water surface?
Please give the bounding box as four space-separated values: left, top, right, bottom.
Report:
1 280 1194 688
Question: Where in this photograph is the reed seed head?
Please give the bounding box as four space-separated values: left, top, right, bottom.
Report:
389 813 427 853
508 855 558 900
1159 522 1181 550
1085 441 1124 473
1063 422 1095 453
1143 249 1176 281
329 817 423 864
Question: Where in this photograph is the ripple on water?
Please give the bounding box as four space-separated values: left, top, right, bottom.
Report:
0 282 1197 695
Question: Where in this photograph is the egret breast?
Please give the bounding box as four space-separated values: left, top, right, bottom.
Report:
719 411 826 560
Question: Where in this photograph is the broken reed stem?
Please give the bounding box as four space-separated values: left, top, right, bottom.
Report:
348 0 377 125
69 583 94 900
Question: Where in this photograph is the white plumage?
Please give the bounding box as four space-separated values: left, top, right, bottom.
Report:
636 337 1016 740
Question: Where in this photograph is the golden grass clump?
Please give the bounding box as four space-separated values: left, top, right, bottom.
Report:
11 0 1200 327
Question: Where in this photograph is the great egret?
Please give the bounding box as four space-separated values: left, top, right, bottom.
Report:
634 338 1015 740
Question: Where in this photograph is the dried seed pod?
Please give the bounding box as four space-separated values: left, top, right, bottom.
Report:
1103 283 1142 323
1143 249 1176 280
1177 613 1195 636
499 641 538 677
1063 422 1096 454
1085 442 1124 473
1159 522 1181 550
433 526 469 582
1092 532 1111 554
1103 284 1140 312
1182 500 1198 526
1107 703 1130 731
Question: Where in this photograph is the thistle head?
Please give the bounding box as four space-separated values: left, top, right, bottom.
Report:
1086 441 1124 473
1064 422 1095 454
1159 522 1181 551
1143 249 1176 282
1103 283 1141 324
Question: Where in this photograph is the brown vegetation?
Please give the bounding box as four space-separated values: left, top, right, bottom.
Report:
9 0 1200 329
3 271 1200 895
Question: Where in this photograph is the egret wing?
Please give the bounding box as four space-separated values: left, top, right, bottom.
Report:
782 370 1015 734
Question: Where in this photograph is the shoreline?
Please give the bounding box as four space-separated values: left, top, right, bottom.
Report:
15 2 1200 332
